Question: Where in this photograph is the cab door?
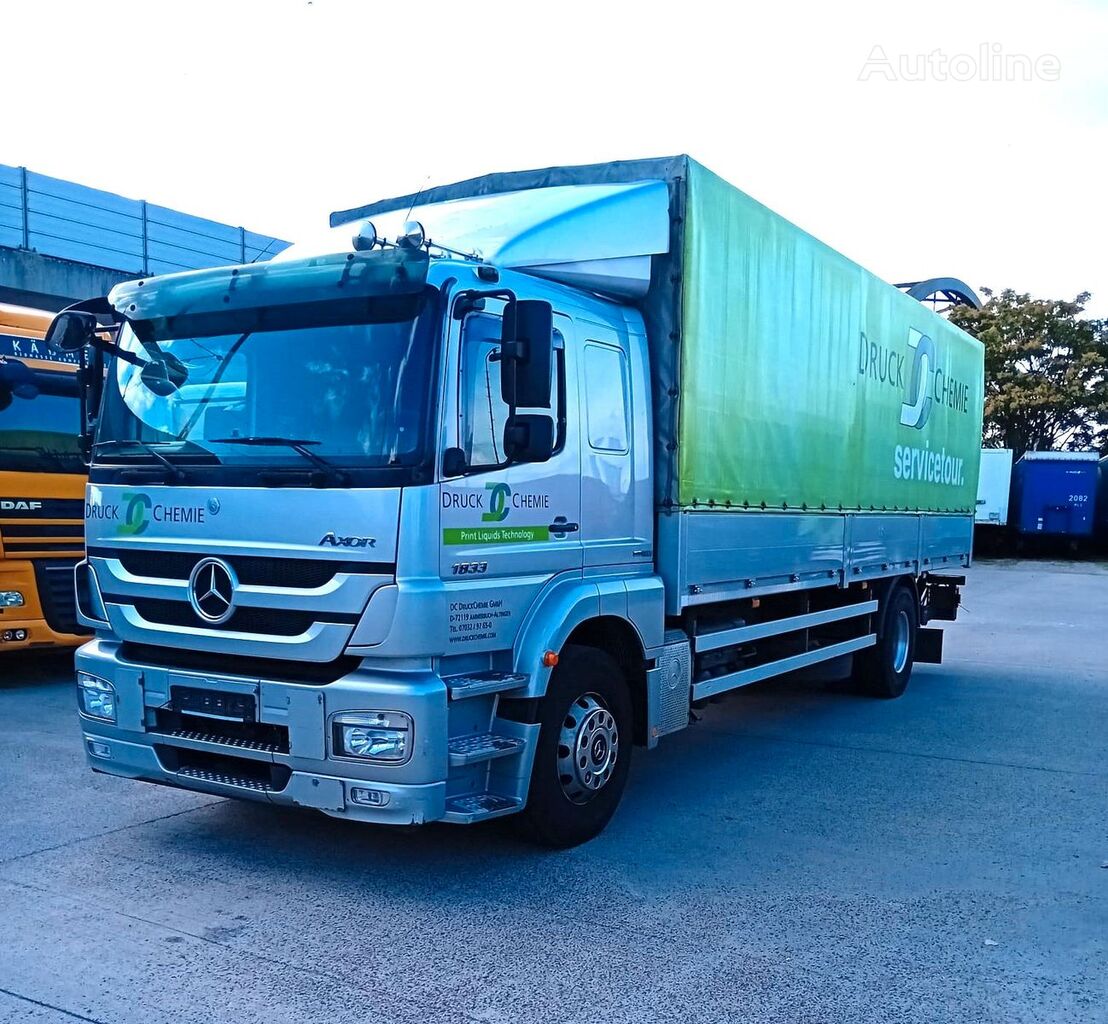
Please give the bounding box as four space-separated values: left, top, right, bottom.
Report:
577 322 647 567
438 303 583 653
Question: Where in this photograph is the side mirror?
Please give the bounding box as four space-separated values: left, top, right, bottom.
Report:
139 353 189 397
503 414 554 464
500 299 553 409
45 311 99 353
442 447 468 477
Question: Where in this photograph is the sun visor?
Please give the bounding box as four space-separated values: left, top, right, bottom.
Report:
326 181 671 300
109 249 429 330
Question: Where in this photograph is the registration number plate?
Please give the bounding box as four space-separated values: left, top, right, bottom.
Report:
171 686 257 722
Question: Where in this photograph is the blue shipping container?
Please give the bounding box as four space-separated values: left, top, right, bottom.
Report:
1098 457 1108 539
1010 451 1099 537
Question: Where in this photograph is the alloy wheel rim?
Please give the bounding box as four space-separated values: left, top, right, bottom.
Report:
892 608 911 674
557 692 619 804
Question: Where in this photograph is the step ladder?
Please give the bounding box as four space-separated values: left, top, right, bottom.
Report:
440 691 540 824
448 731 526 767
443 671 529 700
443 792 523 824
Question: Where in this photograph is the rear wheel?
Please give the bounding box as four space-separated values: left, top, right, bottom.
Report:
852 582 918 698
517 645 632 848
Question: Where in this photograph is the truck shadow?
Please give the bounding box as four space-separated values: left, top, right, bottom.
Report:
1 649 77 689
172 660 921 894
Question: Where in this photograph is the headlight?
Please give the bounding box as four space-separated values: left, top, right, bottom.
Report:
77 673 116 722
332 711 412 763
0 591 24 607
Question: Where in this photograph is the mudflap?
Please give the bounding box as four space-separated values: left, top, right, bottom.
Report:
916 626 944 664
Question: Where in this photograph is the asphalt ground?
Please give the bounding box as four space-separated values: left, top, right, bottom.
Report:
1 558 1105 1023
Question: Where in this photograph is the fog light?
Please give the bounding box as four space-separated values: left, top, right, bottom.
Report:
1 628 28 642
0 590 24 607
87 740 112 758
332 711 412 763
77 673 116 723
349 787 390 807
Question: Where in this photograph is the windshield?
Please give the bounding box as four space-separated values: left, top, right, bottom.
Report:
96 289 440 485
0 363 83 474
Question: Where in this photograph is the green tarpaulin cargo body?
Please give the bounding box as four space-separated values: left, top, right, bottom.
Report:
679 160 983 515
335 155 984 519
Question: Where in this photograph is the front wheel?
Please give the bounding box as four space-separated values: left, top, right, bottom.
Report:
852 582 918 699
516 645 632 848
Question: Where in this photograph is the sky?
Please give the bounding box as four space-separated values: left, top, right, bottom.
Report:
4 0 1107 314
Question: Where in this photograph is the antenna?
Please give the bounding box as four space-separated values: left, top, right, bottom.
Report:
405 175 431 222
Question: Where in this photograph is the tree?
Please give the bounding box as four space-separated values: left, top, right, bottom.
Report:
947 289 1108 457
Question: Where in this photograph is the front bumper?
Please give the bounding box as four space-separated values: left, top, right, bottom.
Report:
76 639 450 825
0 560 87 651
0 616 86 651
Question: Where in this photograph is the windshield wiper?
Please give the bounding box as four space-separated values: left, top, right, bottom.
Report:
93 440 189 482
209 436 350 484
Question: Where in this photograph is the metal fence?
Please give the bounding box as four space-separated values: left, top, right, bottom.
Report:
0 164 288 275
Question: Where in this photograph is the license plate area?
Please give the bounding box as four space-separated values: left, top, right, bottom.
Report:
171 685 257 722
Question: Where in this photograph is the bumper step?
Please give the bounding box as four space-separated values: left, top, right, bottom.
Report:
448 732 525 767
443 792 523 824
156 728 283 755
176 766 272 793
444 671 528 700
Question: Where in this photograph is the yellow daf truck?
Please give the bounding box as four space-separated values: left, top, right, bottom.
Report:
0 303 88 651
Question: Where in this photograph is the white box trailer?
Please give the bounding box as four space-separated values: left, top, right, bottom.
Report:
975 448 1013 526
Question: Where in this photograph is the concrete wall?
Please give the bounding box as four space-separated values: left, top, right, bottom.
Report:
0 247 135 310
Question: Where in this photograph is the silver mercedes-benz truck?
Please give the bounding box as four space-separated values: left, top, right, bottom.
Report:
52 157 983 846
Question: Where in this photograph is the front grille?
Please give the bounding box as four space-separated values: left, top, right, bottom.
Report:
3 522 84 558
3 523 84 537
33 560 87 636
119 642 360 685
155 746 292 792
127 596 347 636
89 547 393 587
152 707 290 754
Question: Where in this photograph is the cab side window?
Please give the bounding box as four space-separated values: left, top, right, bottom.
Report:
459 315 510 465
459 313 564 466
583 343 629 453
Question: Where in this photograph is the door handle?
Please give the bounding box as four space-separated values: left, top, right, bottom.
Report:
549 517 579 536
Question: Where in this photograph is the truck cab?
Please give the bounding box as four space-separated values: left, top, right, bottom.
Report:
64 239 662 846
0 303 88 650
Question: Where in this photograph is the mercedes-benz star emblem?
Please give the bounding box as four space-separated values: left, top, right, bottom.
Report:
187 557 237 625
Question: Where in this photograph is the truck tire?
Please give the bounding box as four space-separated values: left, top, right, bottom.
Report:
516 645 633 848
852 582 918 699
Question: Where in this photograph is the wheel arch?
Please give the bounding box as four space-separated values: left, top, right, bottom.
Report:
869 572 920 630
563 615 650 746
511 576 652 744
